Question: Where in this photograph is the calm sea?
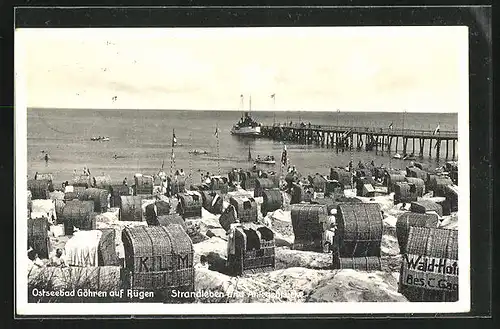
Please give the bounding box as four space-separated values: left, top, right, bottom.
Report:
27 108 458 186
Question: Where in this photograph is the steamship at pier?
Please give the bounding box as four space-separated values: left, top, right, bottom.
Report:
230 95 262 137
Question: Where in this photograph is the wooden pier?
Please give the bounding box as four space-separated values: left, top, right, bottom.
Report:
260 124 458 160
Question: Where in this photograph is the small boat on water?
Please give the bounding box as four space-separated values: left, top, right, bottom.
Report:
91 136 110 142
392 153 402 159
255 159 276 165
189 149 209 155
255 156 276 165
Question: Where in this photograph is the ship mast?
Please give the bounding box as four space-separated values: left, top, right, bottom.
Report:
240 94 244 120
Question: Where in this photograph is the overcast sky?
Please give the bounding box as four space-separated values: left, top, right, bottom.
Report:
17 26 468 112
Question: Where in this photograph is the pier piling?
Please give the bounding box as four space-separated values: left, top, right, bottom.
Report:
446 140 449 160
452 140 456 160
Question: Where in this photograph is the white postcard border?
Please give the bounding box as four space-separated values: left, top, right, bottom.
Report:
14 26 471 316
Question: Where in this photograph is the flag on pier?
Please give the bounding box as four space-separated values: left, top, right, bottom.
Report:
433 124 441 135
270 94 275 99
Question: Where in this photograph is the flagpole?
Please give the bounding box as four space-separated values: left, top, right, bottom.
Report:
279 145 283 188
272 94 276 124
350 129 354 192
188 132 193 187
402 110 405 136
216 123 221 176
170 129 175 176
404 110 407 156
389 128 392 169
279 156 282 188
280 144 287 188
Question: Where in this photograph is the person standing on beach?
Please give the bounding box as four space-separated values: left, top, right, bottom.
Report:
49 249 67 268
161 177 168 195
123 177 128 186
322 208 337 252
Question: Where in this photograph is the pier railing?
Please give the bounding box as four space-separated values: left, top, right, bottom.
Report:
267 123 458 139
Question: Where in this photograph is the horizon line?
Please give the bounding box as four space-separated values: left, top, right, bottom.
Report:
27 107 459 114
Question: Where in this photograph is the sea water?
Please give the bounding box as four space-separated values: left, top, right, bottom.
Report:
27 108 458 186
